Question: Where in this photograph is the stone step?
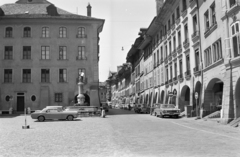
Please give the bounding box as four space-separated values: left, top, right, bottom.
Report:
228 117 240 127
203 111 220 120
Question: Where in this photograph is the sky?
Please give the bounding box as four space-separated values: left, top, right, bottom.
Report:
0 0 156 82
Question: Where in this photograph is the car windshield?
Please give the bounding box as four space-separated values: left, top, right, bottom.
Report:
161 104 176 108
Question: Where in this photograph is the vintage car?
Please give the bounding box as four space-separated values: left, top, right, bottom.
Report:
150 103 162 115
153 104 180 118
65 106 101 116
31 106 79 122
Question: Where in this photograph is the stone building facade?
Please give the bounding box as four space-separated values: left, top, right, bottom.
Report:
0 0 104 112
108 0 240 123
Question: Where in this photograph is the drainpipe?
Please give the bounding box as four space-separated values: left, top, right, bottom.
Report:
196 0 204 118
224 8 235 121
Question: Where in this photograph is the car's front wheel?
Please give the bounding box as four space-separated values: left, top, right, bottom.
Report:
67 115 74 121
38 116 45 122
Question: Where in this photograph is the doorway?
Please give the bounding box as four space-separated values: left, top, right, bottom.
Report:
17 93 25 112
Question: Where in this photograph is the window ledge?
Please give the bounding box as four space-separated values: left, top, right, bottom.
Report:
203 58 224 72
204 23 218 38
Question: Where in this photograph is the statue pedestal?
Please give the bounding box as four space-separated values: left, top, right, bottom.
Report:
77 81 85 106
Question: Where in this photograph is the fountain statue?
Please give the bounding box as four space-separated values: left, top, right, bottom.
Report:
76 72 85 106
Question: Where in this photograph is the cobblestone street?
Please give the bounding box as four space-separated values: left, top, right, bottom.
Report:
0 109 240 157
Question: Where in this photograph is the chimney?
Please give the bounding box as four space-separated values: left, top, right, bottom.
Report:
87 3 92 17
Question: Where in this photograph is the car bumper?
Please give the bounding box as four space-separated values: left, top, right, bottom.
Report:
162 113 180 116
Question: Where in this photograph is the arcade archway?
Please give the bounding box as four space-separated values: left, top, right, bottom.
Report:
180 85 190 111
235 78 240 118
161 91 165 104
204 78 223 114
194 81 202 110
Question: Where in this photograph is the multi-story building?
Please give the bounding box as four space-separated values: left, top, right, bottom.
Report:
99 82 107 103
0 0 104 112
199 0 240 123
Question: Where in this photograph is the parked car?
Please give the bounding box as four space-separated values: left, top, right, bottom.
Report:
139 106 150 114
65 106 101 116
153 104 180 118
150 103 161 115
134 104 142 113
31 106 79 122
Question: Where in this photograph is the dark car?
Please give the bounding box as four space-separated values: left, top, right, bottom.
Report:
134 105 141 113
139 106 150 114
153 104 180 118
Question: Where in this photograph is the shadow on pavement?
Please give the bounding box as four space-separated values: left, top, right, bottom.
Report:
107 109 144 115
0 114 23 118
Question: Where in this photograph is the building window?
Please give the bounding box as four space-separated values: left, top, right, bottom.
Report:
186 55 190 71
174 62 177 77
184 24 188 40
192 15 198 32
204 10 209 31
77 46 86 60
178 31 181 46
173 36 176 51
22 69 31 83
231 22 240 57
5 27 13 38
23 27 31 38
77 27 86 38
168 20 171 30
41 46 50 59
42 27 49 38
229 0 236 8
176 6 180 19
204 47 212 67
179 59 183 75
59 27 67 38
182 0 187 11
157 50 159 64
31 95 36 101
170 65 173 80
195 49 200 69
41 69 50 83
172 13 175 25
59 46 67 60
211 2 216 25
59 69 67 82
4 46 13 60
23 46 31 59
212 39 222 62
165 44 168 59
169 41 172 54
55 93 63 102
4 69 12 83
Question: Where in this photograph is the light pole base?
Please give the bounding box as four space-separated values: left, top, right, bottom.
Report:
22 125 30 129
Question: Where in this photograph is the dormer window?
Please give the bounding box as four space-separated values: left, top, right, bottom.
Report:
23 27 31 38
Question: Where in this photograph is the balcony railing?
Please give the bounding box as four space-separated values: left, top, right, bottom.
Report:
193 66 201 76
183 38 190 49
169 79 172 83
177 44 182 54
178 74 184 82
191 31 199 39
165 81 168 85
181 9 187 18
172 49 177 57
176 17 180 25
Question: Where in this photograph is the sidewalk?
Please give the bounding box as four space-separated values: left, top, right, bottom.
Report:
180 116 240 131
